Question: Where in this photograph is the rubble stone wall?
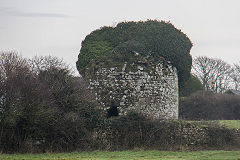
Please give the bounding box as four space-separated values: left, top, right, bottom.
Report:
87 61 178 119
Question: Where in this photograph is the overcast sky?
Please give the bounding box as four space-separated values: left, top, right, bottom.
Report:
0 0 240 75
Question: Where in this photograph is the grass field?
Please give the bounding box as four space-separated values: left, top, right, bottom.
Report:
189 120 240 129
0 150 240 160
218 120 240 129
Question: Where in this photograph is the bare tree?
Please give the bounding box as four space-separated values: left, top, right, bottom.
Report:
192 56 233 93
231 63 240 90
0 51 30 114
29 55 70 74
0 51 29 80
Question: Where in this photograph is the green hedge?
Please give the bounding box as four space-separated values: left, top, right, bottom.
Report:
92 113 239 151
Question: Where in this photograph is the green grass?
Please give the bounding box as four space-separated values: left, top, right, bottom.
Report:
188 120 240 129
218 120 240 129
0 151 240 160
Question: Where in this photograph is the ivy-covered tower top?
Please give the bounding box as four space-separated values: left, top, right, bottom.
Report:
76 20 192 91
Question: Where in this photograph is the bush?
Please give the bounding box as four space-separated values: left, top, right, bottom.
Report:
0 52 102 153
179 91 240 120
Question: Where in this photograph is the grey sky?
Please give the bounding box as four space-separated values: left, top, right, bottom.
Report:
0 0 240 75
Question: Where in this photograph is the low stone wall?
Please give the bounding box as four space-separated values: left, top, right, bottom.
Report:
87 60 178 119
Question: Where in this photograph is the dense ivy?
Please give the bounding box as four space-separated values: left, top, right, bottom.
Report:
179 74 204 97
76 20 193 89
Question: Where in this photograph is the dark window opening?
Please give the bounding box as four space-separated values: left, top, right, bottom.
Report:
107 102 119 118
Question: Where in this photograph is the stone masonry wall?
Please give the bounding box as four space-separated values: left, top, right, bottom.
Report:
87 60 178 119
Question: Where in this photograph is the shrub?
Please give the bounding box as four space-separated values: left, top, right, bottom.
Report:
0 52 102 153
179 91 240 120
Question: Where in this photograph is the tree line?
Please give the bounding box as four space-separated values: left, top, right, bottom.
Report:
179 56 240 120
192 56 240 93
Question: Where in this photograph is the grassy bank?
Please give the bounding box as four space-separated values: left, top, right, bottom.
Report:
218 120 240 129
1 150 240 160
188 120 240 129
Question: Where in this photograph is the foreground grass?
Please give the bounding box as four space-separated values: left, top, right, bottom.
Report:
1 150 240 160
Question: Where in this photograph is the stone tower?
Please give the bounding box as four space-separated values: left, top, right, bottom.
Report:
85 55 179 120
